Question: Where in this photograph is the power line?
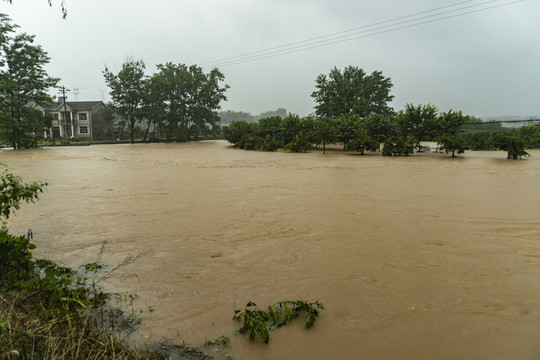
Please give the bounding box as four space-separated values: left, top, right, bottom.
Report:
199 0 476 67
202 0 523 69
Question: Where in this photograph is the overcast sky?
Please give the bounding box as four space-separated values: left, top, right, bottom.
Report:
2 0 538 118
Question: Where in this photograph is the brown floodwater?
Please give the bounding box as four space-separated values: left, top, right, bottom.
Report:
3 140 540 359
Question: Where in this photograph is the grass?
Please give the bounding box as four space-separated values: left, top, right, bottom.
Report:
0 236 214 360
0 292 165 359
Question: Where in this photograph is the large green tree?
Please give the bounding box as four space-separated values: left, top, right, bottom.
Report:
489 134 530 159
0 14 59 149
150 63 228 142
186 65 228 141
311 66 394 118
103 59 147 144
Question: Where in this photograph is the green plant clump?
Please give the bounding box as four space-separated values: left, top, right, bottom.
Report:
233 300 324 343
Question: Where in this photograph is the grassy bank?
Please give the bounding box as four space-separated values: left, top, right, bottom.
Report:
0 230 218 360
0 163 215 359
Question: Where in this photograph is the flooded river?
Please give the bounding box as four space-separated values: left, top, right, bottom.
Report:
3 140 540 359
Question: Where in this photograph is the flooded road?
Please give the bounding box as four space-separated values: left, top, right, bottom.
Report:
3 140 540 359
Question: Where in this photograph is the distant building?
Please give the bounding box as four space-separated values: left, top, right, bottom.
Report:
37 99 114 140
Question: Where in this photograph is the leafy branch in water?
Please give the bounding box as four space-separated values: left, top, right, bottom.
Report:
0 162 47 228
233 300 324 343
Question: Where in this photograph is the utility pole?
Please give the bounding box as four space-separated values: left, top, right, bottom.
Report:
58 86 70 137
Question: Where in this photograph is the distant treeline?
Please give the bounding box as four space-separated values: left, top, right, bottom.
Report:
218 108 288 125
461 121 540 150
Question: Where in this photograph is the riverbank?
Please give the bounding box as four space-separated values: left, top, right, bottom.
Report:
0 236 217 360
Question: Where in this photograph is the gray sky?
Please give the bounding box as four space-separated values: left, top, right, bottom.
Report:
2 0 539 118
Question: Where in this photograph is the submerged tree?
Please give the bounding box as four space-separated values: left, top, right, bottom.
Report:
435 110 470 157
0 14 59 148
395 103 439 150
489 134 530 159
436 134 469 157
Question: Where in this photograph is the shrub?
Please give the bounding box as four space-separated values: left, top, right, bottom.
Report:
233 300 324 343
382 136 414 156
489 134 531 159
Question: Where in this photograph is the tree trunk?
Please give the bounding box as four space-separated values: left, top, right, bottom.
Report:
143 120 152 143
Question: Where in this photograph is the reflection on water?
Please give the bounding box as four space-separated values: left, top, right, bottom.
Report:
4 141 540 360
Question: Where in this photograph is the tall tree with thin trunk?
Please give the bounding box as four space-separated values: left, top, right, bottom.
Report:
103 60 147 144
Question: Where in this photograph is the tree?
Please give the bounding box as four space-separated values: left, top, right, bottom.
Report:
436 109 468 137
150 63 228 142
223 120 256 145
312 117 338 154
347 127 379 155
436 134 469 157
336 113 360 150
0 14 59 148
382 135 415 156
284 135 311 153
103 59 147 144
257 116 283 148
185 66 228 141
395 103 439 151
489 134 530 159
311 66 394 118
279 113 302 145
140 73 165 142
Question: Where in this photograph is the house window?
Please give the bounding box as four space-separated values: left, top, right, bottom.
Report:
79 126 88 134
79 113 87 121
52 113 59 120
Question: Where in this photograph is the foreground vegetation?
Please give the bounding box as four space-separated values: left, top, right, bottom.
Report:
0 163 325 358
0 163 216 359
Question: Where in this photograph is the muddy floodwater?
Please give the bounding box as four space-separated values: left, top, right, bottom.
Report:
3 140 540 359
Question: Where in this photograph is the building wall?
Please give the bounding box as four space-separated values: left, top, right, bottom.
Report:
40 102 114 141
76 111 91 139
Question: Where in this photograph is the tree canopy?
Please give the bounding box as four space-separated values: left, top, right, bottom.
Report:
311 66 394 118
0 14 59 149
103 59 146 144
104 60 228 143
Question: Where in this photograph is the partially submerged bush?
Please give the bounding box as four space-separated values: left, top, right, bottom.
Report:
382 136 414 156
489 134 531 159
233 300 324 343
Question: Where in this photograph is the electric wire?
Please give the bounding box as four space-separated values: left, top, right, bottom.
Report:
198 0 476 67
202 0 523 69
